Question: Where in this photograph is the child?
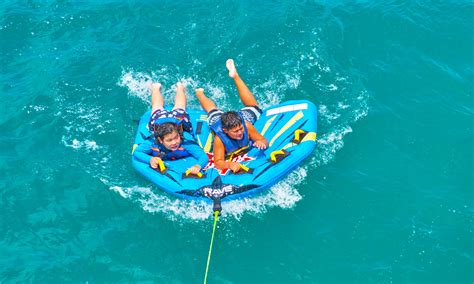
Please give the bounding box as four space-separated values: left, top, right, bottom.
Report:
196 59 268 173
134 83 208 174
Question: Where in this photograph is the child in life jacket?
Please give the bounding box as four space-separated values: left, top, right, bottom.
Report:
195 59 268 173
133 82 208 174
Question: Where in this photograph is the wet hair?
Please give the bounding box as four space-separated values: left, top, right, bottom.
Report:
221 111 243 130
154 122 180 140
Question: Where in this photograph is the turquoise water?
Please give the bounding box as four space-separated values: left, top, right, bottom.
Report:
1 1 472 283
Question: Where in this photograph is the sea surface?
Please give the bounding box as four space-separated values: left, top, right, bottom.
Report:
1 1 472 283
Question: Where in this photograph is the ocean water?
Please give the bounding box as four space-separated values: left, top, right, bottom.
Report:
1 1 472 283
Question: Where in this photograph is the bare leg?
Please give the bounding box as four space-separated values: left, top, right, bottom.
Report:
173 82 186 110
151 83 164 112
226 59 258 107
196 88 218 113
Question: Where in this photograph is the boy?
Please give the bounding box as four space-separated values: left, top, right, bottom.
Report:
196 59 268 173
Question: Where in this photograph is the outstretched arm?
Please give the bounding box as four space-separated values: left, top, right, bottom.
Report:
133 140 154 164
246 121 268 150
133 140 163 168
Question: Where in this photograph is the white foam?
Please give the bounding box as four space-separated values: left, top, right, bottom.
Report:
285 74 301 89
110 185 131 199
315 126 353 166
62 137 100 151
104 166 307 221
71 138 81 149
328 84 338 91
254 77 284 108
118 70 153 103
338 102 350 109
84 140 98 151
117 70 228 110
319 105 341 121
23 105 47 113
353 90 369 121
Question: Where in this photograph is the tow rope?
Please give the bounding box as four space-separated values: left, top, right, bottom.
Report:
203 199 222 284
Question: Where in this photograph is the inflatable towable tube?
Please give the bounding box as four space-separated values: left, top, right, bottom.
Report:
132 100 317 202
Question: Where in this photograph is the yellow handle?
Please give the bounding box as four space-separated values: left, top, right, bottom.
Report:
157 159 166 172
239 164 250 172
185 169 203 178
270 150 285 162
294 129 305 142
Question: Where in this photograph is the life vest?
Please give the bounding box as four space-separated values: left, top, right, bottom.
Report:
210 113 252 158
155 116 179 125
153 114 193 134
150 144 192 161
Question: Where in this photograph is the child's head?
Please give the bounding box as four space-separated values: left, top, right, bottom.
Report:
155 122 182 151
221 111 245 140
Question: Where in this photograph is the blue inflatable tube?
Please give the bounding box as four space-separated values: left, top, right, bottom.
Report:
132 100 317 202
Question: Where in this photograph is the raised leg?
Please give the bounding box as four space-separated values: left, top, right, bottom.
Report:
226 59 259 107
151 83 164 112
196 88 218 113
173 82 186 110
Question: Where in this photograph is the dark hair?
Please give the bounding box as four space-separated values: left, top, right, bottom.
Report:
221 111 243 130
154 122 180 140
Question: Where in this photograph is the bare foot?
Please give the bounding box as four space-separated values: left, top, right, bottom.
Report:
195 88 204 95
176 82 185 92
226 59 238 78
151 82 162 94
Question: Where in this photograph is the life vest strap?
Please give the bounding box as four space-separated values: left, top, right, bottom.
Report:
225 145 250 161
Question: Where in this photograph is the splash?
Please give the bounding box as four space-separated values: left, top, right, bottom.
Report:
106 167 307 221
315 126 353 167
118 70 231 110
118 71 154 103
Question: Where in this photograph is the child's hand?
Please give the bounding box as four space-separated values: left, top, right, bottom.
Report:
253 140 268 150
150 157 162 169
228 162 241 173
187 165 201 175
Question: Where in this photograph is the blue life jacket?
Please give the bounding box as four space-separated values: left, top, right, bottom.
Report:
156 116 179 125
150 144 192 161
153 114 193 134
210 113 251 157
